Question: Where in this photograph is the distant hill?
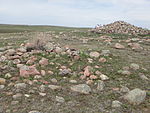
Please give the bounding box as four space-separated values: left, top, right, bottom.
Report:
0 24 89 33
92 21 150 35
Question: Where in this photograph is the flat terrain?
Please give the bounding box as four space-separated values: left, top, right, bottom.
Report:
0 24 150 113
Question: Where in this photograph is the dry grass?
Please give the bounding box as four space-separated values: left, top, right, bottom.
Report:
27 32 50 51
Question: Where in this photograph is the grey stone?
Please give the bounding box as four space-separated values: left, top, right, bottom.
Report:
11 101 19 105
70 84 91 94
139 73 149 80
5 73 12 78
6 49 16 56
0 47 6 52
13 93 22 100
130 63 140 70
124 88 146 105
120 86 130 93
97 80 104 91
14 83 27 89
101 50 111 56
39 85 45 92
0 85 5 90
69 80 77 84
28 111 42 113
59 69 71 76
112 100 122 108
44 42 55 51
121 70 131 75
48 85 61 90
17 47 27 53
56 96 65 103
100 74 109 81
0 106 3 113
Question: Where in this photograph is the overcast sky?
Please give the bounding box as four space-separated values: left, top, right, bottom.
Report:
0 0 150 28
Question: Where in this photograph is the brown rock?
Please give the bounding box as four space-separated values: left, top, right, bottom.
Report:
39 58 49 66
99 57 107 63
90 75 98 80
0 78 6 84
19 65 40 77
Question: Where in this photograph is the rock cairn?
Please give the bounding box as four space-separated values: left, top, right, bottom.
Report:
92 21 150 35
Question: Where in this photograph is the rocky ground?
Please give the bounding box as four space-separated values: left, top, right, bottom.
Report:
0 25 150 113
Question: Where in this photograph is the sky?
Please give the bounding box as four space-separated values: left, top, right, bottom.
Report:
0 0 150 28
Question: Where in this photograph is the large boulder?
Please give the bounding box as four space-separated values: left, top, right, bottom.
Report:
123 88 146 105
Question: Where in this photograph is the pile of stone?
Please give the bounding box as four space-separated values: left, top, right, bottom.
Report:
92 21 150 35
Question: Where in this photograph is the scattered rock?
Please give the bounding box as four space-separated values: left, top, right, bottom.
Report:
13 93 22 100
0 78 6 85
139 73 149 80
90 75 98 80
97 80 105 91
19 65 40 77
84 66 92 77
59 69 71 76
100 74 109 81
48 85 61 90
28 111 42 113
101 50 111 56
120 86 130 93
17 47 27 53
11 101 19 105
39 92 46 96
5 73 12 78
69 80 77 84
0 106 3 112
130 63 140 70
89 51 100 58
86 80 94 85
115 43 125 49
55 47 63 53
99 57 107 63
128 43 143 50
0 47 6 52
121 70 131 75
123 88 146 105
0 85 5 90
70 84 91 94
39 85 46 92
50 78 58 83
41 70 46 76
48 71 54 75
39 58 49 66
6 49 15 56
14 83 27 89
13 59 21 64
56 96 65 103
44 42 55 51
34 75 42 79
112 100 122 108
